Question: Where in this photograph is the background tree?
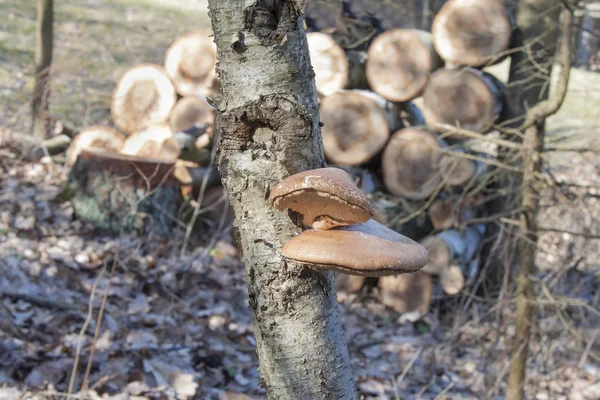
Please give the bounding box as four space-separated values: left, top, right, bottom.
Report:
31 0 54 139
504 3 573 399
207 1 357 398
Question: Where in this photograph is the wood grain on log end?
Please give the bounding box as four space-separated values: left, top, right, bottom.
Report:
439 148 478 186
120 124 179 161
432 0 512 67
379 271 433 314
164 31 217 98
382 127 443 200
440 264 465 295
111 64 177 134
169 96 215 137
420 235 451 275
367 29 441 102
321 91 390 166
66 126 125 167
423 68 503 133
307 32 349 96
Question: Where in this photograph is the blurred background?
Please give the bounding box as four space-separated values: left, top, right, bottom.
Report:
1 0 600 399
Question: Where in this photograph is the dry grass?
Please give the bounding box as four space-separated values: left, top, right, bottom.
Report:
0 0 210 134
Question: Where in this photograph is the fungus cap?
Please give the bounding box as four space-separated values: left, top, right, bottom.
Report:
268 167 374 230
282 219 429 276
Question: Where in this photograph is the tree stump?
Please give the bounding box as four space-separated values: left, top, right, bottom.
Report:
320 90 393 166
367 29 442 102
111 64 177 134
66 149 182 235
382 127 444 200
423 68 504 134
432 0 513 67
164 31 217 98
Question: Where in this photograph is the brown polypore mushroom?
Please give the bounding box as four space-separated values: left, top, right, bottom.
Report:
268 167 374 230
282 219 428 276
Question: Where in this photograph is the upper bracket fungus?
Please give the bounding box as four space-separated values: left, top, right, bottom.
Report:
269 168 428 277
268 167 375 230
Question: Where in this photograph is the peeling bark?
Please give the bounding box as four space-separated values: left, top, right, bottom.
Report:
208 1 357 398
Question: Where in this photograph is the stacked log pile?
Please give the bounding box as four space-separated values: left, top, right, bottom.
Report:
10 0 517 313
308 0 515 314
57 30 232 234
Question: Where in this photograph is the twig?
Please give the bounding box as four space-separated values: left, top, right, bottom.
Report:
434 123 523 150
393 347 422 400
67 265 106 399
0 289 77 311
81 238 121 393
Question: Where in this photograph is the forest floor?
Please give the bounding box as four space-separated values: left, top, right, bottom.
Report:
2 0 600 399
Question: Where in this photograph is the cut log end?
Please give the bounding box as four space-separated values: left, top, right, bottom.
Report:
66 126 125 167
169 97 215 136
379 271 433 314
67 149 181 234
382 127 443 200
423 68 503 133
111 64 177 134
335 273 365 295
439 150 477 186
367 29 440 102
420 235 451 275
440 264 465 295
307 32 349 96
321 91 390 166
164 31 217 98
432 0 512 66
428 197 474 231
120 124 179 161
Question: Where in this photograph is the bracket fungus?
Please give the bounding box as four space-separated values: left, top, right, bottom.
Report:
268 167 375 230
269 168 428 277
282 219 428 276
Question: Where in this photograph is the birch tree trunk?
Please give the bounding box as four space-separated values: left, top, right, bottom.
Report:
32 0 53 139
207 1 357 399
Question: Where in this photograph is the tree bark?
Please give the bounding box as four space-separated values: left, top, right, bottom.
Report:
208 1 357 399
506 8 572 400
31 0 53 139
